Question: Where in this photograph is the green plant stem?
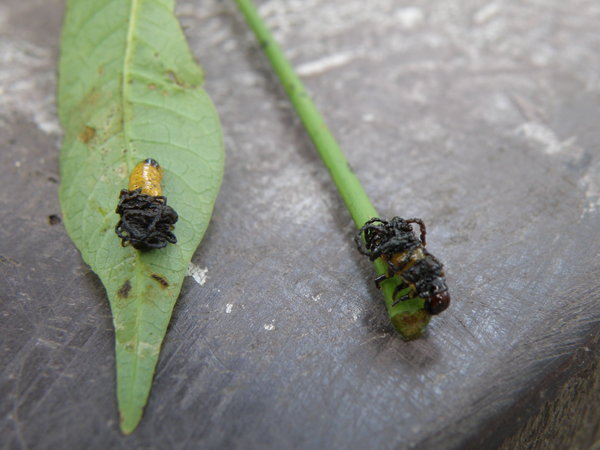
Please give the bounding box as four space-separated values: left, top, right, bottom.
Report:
233 0 430 339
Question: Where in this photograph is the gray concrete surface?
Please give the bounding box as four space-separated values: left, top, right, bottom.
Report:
1 0 599 449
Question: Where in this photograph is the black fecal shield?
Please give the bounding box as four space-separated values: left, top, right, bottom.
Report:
115 189 178 250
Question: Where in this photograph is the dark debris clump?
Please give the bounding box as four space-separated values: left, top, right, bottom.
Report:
48 214 61 225
115 188 178 250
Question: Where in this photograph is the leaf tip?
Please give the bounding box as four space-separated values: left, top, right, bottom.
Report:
119 408 142 435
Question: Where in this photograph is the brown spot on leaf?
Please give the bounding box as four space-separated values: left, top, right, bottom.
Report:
79 126 96 143
118 280 132 298
150 273 169 288
79 88 101 108
148 83 156 90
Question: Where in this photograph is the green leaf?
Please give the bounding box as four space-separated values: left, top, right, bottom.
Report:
58 0 224 433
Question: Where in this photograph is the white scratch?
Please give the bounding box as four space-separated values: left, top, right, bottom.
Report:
411 424 422 434
311 293 321 302
36 338 59 349
473 3 500 24
296 52 356 77
186 263 208 285
530 46 555 67
516 122 565 155
348 304 363 322
581 170 600 216
395 7 425 29
362 113 375 123
263 322 275 331
225 303 233 314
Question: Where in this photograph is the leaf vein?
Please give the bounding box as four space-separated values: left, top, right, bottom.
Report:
131 100 200 122
73 0 115 37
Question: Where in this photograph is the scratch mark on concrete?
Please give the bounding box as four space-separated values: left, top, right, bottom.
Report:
395 7 425 29
516 122 566 155
473 3 500 24
296 52 356 77
361 113 375 123
580 170 600 216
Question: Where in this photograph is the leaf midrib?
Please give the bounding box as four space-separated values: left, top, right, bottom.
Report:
120 0 145 422
122 0 139 172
